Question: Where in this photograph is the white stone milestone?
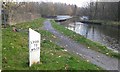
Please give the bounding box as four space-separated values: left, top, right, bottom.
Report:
29 28 41 67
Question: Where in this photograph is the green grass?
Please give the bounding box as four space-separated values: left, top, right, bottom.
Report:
51 20 120 59
2 18 102 70
0 25 2 69
15 18 45 29
89 20 120 26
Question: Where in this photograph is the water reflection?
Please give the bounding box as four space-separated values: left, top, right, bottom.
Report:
64 22 119 52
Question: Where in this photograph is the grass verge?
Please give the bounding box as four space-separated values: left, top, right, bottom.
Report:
51 20 120 59
2 18 102 70
0 44 1 69
88 20 120 27
15 18 45 29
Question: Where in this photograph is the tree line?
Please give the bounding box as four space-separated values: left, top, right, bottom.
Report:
79 1 120 21
2 1 120 27
2 2 77 26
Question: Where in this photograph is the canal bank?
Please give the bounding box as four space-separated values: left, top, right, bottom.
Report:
51 20 120 59
80 20 120 29
66 22 119 52
44 20 119 70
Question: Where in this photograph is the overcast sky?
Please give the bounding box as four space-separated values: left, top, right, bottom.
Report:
3 0 120 7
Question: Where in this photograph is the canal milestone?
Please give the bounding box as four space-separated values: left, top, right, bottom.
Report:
61 22 119 52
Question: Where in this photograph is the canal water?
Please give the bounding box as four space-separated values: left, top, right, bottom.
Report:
62 22 119 52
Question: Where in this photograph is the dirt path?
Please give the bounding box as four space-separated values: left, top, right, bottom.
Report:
43 20 119 71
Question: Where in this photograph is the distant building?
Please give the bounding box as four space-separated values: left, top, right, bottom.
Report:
80 16 89 21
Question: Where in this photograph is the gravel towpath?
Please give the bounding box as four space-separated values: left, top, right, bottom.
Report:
43 20 119 71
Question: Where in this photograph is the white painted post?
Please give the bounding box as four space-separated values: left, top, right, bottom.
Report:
29 28 41 67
